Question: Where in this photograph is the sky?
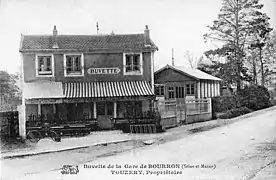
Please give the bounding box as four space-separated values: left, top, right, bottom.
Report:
0 0 275 73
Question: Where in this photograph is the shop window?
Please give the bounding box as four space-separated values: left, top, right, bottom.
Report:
125 101 142 117
186 84 195 95
168 87 175 99
106 102 113 115
97 102 105 116
155 85 164 96
123 53 143 75
64 54 84 76
36 54 54 76
175 86 185 98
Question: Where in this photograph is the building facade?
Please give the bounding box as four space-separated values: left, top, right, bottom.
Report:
154 65 221 100
19 25 158 138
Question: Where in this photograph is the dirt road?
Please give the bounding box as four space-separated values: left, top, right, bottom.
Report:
1 106 276 180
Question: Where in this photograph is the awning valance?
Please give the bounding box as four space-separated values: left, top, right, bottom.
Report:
63 81 154 98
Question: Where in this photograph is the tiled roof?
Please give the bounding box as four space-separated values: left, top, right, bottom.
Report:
20 34 158 52
155 64 222 81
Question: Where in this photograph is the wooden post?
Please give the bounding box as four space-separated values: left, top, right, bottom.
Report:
197 81 201 99
38 104 41 115
204 81 208 97
114 101 117 118
93 102 97 119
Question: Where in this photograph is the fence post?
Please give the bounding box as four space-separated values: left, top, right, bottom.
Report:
209 98 212 113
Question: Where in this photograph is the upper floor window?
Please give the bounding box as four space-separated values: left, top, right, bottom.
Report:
186 84 195 95
123 53 143 75
155 85 164 96
64 54 84 77
36 54 54 77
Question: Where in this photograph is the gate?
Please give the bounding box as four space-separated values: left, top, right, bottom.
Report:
156 100 178 129
0 111 19 139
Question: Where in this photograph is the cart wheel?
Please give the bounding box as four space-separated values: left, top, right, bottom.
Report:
26 130 41 143
48 130 60 142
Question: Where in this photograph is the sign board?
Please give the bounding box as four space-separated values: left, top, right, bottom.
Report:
87 68 120 75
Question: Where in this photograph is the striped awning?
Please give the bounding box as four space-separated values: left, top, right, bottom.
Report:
63 81 154 98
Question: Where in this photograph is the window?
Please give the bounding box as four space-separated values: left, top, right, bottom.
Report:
186 84 195 95
155 85 164 96
168 87 175 99
36 55 54 76
123 53 143 75
175 86 185 98
64 54 84 76
125 101 142 117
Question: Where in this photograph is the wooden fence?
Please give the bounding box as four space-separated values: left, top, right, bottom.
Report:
0 111 19 139
157 98 212 127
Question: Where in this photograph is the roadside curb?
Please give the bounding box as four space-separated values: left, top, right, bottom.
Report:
1 139 132 160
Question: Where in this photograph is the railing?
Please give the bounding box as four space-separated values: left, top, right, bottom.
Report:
26 113 98 129
186 98 211 115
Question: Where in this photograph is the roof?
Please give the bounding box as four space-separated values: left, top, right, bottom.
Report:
155 64 222 81
20 34 158 52
23 81 154 99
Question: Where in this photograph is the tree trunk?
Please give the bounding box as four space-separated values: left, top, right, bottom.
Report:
260 47 265 87
253 57 257 85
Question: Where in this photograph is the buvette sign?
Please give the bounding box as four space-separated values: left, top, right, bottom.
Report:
87 68 120 75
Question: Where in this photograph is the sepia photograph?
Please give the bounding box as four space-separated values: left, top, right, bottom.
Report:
0 0 276 179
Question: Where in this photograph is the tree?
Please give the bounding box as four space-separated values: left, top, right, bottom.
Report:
183 50 204 69
248 10 273 86
0 70 21 106
204 0 271 93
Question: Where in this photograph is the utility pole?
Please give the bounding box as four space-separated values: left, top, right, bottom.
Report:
96 22 99 35
172 48 175 66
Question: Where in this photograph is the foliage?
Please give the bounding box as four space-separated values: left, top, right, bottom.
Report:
217 107 253 119
0 70 21 106
212 95 241 113
239 85 271 110
203 0 272 93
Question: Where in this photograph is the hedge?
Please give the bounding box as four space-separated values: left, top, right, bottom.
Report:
217 107 253 119
212 85 271 114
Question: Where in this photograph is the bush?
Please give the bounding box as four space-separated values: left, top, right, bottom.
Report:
211 95 241 119
239 86 271 111
217 107 253 119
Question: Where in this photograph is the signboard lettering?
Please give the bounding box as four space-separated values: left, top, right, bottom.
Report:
87 68 120 75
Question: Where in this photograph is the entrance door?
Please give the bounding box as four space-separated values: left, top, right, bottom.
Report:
97 101 113 129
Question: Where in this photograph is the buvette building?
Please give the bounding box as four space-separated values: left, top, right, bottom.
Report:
19 25 158 138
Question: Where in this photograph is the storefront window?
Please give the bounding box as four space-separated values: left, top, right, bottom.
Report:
97 102 105 115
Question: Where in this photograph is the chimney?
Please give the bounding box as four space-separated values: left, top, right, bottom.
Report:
53 25 58 36
52 25 59 49
144 25 151 47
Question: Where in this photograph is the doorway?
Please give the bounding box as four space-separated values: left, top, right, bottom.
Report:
97 101 113 129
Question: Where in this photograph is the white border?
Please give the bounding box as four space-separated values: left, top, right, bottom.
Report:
35 54 55 77
63 53 84 77
123 52 143 75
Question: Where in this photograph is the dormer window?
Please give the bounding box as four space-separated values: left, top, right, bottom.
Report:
123 53 143 75
36 54 54 77
64 54 84 77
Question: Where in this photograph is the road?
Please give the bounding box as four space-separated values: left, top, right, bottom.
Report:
1 106 276 180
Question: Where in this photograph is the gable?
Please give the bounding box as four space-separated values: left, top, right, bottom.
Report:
154 68 196 83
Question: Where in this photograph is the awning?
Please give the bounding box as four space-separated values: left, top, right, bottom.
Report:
23 82 64 99
63 81 154 98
